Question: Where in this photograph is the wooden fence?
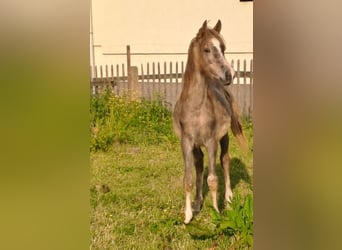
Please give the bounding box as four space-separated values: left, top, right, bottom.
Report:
90 47 253 117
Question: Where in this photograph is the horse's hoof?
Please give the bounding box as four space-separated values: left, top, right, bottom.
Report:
184 218 192 224
184 211 193 224
226 190 233 203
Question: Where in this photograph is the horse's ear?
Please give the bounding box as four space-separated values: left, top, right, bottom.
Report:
197 20 208 38
201 20 208 30
213 20 222 33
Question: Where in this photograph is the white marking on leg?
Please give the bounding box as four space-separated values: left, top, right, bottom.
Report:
212 191 219 212
184 192 193 224
226 187 233 203
207 174 219 212
224 173 233 203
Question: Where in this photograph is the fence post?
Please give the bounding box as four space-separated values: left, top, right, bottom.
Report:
130 66 139 100
127 45 132 98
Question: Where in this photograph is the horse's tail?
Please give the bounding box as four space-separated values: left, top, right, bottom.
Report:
172 100 182 139
231 105 248 153
225 88 248 153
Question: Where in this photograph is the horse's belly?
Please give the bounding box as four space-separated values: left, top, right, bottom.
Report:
182 115 230 145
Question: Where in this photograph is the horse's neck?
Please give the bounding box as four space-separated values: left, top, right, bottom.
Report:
181 73 208 106
181 71 230 112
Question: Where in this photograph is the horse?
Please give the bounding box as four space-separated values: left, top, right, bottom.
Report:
173 20 247 224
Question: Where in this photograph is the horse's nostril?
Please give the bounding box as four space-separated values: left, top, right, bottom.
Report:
225 71 232 83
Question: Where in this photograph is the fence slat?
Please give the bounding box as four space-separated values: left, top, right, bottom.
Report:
164 62 167 83
141 64 144 98
243 59 247 84
236 60 240 85
152 62 156 95
147 63 150 100
170 62 173 102
164 62 167 104
116 64 120 95
121 64 125 91
175 62 179 96
157 62 161 94
236 60 240 111
111 64 114 86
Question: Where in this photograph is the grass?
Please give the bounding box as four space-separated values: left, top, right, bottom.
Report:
90 91 253 249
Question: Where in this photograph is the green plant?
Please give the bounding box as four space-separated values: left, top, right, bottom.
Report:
211 193 253 248
185 193 253 248
90 90 177 151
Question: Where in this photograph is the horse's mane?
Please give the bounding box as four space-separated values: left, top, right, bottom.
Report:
182 41 196 84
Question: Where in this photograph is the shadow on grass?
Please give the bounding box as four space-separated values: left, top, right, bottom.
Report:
202 157 251 211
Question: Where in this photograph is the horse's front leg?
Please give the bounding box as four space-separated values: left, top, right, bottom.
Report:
193 147 204 212
206 139 219 212
181 136 194 224
220 134 233 207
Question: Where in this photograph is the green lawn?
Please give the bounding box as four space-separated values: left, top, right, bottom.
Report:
90 136 252 249
90 93 253 249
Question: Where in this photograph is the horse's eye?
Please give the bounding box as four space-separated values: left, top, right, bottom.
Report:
204 48 211 53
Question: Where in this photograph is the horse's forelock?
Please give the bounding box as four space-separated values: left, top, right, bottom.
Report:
195 26 225 47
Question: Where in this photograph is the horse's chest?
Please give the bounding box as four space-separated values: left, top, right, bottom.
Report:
181 105 230 143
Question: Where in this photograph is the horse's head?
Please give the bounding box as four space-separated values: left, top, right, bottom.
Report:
191 20 235 85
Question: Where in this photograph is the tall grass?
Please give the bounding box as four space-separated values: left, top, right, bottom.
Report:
90 89 177 151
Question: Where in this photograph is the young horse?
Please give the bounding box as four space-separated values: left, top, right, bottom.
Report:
173 20 247 224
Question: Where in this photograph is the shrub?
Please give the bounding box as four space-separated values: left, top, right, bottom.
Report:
90 89 177 151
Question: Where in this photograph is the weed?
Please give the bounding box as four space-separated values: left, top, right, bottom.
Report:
212 193 253 248
185 193 253 248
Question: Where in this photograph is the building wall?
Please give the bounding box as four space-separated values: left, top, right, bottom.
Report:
91 0 253 68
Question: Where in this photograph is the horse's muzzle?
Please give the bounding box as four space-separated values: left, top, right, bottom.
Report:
224 71 233 85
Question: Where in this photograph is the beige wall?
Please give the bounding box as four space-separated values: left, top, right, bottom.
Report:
91 0 253 69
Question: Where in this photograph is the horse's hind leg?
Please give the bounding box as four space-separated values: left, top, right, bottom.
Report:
220 134 233 206
193 147 204 212
181 137 194 224
206 139 219 212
